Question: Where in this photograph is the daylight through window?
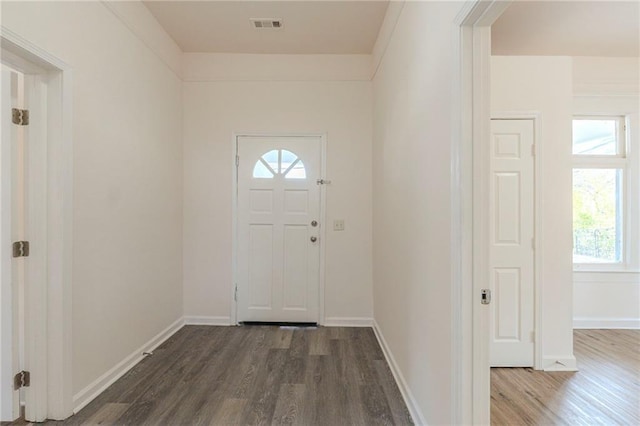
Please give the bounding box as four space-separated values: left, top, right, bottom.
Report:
572 117 625 264
252 149 306 179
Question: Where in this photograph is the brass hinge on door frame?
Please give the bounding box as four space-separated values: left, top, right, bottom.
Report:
13 241 30 258
12 108 29 126
14 371 30 390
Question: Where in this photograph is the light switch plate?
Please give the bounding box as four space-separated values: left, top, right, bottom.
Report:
333 220 345 231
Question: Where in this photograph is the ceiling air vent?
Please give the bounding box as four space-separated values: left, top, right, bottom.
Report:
250 18 283 29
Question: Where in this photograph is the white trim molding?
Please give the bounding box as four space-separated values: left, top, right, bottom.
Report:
184 316 234 326
452 1 513 423
1 26 74 422
323 317 373 327
72 318 184 413
372 321 424 425
542 356 578 372
574 318 640 329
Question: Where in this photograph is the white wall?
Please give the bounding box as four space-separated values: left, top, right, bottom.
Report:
572 57 640 329
182 54 373 324
2 0 184 400
371 2 469 423
491 56 576 369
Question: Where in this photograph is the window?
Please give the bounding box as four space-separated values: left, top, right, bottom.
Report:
252 149 306 179
573 118 624 156
572 117 626 265
573 168 622 262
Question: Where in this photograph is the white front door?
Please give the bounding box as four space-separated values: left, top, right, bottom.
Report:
489 119 535 367
237 136 322 323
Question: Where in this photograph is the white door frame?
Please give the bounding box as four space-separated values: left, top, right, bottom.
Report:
231 133 327 325
450 1 512 424
0 27 73 421
491 113 543 370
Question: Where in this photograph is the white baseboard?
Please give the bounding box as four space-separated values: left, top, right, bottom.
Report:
73 317 184 413
573 318 640 329
542 355 578 372
184 315 233 326
372 320 425 425
322 317 373 327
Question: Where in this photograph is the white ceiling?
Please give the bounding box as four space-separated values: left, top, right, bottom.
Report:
143 1 389 54
492 1 640 57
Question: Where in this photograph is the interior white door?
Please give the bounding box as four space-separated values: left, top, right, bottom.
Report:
237 136 321 323
489 119 535 367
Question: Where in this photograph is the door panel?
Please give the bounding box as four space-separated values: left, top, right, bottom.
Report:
494 268 520 339
495 172 520 243
248 224 274 308
490 119 535 367
282 225 308 309
237 136 321 323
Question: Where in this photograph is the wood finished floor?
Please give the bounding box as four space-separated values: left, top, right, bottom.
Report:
491 329 640 425
23 325 413 426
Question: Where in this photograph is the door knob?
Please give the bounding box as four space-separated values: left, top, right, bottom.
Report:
310 236 317 243
311 220 318 227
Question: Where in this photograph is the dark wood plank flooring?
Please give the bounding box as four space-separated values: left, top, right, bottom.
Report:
491 329 640 425
19 325 413 425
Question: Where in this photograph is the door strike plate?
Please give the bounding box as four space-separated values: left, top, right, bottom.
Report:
481 289 491 305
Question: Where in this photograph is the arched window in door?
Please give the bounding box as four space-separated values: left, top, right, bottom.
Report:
252 149 306 179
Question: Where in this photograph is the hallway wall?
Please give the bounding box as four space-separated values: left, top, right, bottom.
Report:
2 1 184 402
371 2 470 423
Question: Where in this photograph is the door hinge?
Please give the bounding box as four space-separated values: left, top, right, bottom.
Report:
14 371 30 390
234 284 238 302
236 155 239 167
12 108 29 126
316 179 332 185
12 241 29 258
481 289 491 305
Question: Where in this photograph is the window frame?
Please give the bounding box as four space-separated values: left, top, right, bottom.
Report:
572 113 637 272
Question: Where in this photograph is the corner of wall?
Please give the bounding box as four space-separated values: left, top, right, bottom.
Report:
370 1 405 79
100 0 183 79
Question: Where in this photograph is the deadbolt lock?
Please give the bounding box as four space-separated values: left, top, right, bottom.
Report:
311 220 318 227
310 236 317 243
